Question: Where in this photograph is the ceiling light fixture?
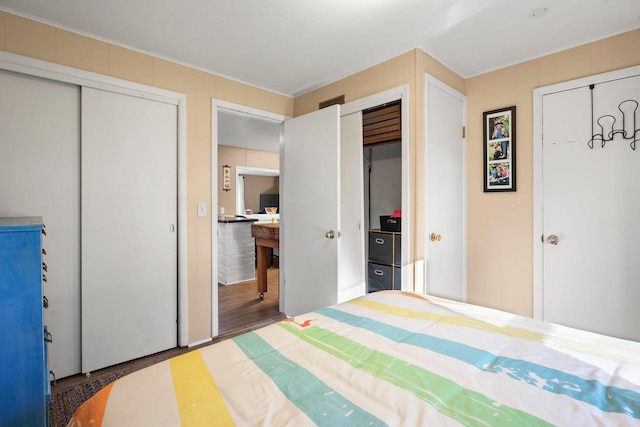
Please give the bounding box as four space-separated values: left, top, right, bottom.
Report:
528 7 549 18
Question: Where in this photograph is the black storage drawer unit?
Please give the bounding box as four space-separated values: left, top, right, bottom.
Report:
369 232 394 265
367 263 393 293
394 265 401 289
380 215 401 232
393 233 401 266
367 229 401 293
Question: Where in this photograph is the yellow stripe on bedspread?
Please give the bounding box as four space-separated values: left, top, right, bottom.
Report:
170 350 235 426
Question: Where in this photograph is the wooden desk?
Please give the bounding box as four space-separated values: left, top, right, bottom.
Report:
251 222 279 299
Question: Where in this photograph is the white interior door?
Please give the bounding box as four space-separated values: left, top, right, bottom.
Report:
0 70 81 378
282 105 365 316
542 74 640 341
339 112 366 301
424 76 466 301
81 87 178 372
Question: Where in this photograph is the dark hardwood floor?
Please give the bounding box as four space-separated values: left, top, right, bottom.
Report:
219 265 282 335
51 265 284 397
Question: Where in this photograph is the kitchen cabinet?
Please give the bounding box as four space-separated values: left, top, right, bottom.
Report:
218 216 258 285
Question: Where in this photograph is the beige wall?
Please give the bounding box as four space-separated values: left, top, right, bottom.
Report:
218 145 280 214
465 28 640 316
243 176 279 213
0 11 294 343
295 49 464 286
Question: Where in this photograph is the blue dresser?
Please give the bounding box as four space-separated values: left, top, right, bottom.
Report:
0 217 50 426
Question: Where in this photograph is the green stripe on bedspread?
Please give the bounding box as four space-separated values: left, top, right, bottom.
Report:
318 307 640 420
233 332 387 427
279 323 552 427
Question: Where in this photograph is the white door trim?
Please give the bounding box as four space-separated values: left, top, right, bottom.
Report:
342 85 411 290
423 74 467 298
211 99 287 337
235 167 280 215
0 50 189 347
532 64 640 320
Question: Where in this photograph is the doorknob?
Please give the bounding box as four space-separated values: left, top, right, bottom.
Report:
547 234 559 245
430 232 441 242
326 230 335 239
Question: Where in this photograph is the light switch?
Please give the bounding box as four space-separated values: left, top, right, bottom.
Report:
197 202 207 217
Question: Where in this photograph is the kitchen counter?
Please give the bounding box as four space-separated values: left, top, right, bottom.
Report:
217 215 258 223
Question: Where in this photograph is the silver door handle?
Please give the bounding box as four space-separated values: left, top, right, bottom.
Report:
547 234 559 245
325 230 335 239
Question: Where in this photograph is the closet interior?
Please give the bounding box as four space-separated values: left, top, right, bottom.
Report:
362 100 402 293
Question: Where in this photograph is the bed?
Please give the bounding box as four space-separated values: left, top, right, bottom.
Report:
68 291 640 426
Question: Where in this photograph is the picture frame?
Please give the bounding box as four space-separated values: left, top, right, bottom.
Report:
483 106 516 192
222 164 231 191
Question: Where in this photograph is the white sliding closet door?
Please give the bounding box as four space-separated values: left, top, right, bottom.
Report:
0 70 81 378
81 87 178 373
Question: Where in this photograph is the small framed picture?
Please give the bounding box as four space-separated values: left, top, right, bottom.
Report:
483 106 516 192
222 164 231 192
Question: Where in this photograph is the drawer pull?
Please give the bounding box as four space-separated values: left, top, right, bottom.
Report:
42 262 48 272
42 248 47 256
42 274 47 283
374 269 384 276
375 238 385 245
44 329 53 343
43 296 49 309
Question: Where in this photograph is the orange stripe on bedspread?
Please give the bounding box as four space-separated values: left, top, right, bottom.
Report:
67 381 114 427
170 350 235 426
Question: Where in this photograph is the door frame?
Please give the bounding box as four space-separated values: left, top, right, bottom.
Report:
341 85 411 290
423 74 467 298
211 85 410 335
211 99 287 337
235 166 280 215
532 64 640 320
0 50 189 345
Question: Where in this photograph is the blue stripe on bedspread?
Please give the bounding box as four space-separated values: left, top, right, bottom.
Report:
233 332 387 426
318 307 640 420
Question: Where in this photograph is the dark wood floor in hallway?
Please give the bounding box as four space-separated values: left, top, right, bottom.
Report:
218 265 284 336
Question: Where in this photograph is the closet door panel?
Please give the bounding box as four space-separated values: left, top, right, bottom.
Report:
81 87 177 373
0 69 81 378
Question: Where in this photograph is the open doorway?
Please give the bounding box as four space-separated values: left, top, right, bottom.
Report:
213 101 286 337
212 88 409 335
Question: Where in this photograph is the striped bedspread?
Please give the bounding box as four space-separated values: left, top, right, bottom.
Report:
69 291 640 426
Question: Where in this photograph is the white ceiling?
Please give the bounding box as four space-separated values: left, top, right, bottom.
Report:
1 0 639 98
218 110 281 152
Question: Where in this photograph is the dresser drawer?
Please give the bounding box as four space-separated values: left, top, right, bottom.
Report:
367 262 393 293
368 232 394 265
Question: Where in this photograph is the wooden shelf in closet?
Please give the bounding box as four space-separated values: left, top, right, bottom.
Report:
362 100 401 145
